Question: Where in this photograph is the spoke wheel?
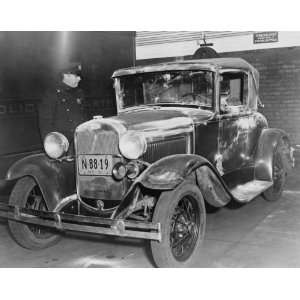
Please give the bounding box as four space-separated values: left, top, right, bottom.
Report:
272 151 285 194
150 182 206 268
8 177 61 249
170 196 200 261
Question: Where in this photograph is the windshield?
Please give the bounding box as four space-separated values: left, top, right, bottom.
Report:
115 70 214 110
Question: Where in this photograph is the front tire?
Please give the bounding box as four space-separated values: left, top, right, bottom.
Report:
8 176 61 249
150 182 206 268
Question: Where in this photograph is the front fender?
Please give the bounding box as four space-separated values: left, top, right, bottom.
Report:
139 154 231 207
254 128 294 181
113 154 232 219
139 154 210 190
6 153 76 210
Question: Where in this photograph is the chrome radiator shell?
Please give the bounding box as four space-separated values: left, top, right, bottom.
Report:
74 119 127 201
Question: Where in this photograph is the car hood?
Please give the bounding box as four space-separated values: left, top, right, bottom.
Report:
112 106 214 133
77 106 214 142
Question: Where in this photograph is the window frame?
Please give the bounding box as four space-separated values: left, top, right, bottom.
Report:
114 70 216 113
218 69 251 115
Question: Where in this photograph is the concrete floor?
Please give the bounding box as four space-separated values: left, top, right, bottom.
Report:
1 169 300 267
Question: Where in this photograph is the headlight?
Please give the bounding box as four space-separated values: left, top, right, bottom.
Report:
119 131 147 160
44 132 69 159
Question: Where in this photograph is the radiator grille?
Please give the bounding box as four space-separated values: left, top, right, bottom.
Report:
75 127 119 155
142 136 187 163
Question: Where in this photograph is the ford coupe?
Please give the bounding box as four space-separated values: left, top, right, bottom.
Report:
0 58 294 267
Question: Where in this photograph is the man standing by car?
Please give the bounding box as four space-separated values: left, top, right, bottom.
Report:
38 62 88 144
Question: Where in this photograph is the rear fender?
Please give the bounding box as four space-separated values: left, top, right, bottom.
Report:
254 128 294 181
113 154 232 219
6 153 76 210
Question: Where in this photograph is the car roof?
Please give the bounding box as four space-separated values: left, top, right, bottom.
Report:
112 57 259 91
112 57 256 76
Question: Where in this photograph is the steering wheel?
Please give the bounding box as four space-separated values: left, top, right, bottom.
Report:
181 92 211 106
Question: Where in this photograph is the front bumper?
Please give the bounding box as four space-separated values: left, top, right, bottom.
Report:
0 202 161 242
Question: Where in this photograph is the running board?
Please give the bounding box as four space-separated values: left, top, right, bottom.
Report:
230 180 273 202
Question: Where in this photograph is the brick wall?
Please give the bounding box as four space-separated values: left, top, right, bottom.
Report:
138 46 300 145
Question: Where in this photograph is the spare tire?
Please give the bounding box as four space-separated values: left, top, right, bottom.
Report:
193 47 219 59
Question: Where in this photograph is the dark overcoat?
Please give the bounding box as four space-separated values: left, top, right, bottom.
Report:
39 83 88 142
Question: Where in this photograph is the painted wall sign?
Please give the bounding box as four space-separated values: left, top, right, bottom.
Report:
0 102 36 116
253 32 278 44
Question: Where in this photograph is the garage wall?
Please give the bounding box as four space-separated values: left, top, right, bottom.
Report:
136 32 300 60
0 32 136 186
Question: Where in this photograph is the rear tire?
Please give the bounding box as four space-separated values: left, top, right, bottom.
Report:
150 182 206 268
8 177 61 250
263 144 286 201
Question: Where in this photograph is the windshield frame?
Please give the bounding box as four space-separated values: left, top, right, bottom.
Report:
114 70 217 113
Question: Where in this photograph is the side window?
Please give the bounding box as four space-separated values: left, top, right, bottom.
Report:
220 72 248 113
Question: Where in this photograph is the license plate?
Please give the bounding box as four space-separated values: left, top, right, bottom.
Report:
78 155 113 176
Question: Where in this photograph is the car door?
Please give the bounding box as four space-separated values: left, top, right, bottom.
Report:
217 70 255 175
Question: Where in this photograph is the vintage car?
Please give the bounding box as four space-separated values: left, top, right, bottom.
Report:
0 58 295 267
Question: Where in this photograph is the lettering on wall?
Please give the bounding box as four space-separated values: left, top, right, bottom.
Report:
0 102 36 116
253 32 278 44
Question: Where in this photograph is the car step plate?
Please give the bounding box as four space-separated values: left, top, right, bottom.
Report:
230 180 273 202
